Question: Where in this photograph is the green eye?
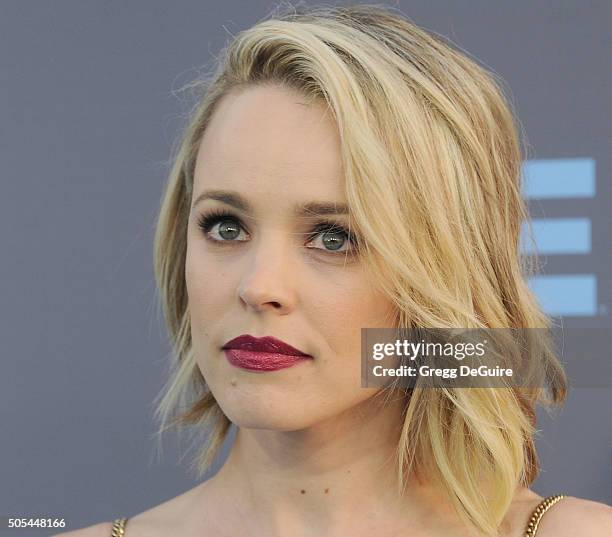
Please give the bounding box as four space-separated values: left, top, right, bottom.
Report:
197 211 248 242
319 229 347 250
217 219 241 240
308 223 358 254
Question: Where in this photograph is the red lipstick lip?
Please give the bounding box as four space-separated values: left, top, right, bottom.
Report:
221 335 313 372
221 334 311 356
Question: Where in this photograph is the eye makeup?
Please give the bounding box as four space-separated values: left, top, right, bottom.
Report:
195 207 360 255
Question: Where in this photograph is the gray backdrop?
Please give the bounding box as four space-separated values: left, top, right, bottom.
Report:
1 0 610 532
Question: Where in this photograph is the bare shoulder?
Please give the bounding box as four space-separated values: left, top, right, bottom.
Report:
501 488 612 537
49 482 211 537
535 495 612 537
50 521 113 537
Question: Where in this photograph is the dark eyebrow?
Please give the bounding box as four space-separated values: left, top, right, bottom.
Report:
191 189 349 217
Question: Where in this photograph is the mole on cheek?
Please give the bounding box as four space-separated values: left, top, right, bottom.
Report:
300 489 306 494
324 488 329 494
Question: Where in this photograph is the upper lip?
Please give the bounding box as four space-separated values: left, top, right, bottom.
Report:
221 334 311 356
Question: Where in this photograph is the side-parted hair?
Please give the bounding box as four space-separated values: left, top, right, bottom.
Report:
152 4 567 536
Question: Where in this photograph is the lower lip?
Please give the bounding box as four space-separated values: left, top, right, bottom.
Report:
223 349 312 371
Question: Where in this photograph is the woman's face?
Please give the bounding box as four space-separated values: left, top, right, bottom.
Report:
185 84 397 430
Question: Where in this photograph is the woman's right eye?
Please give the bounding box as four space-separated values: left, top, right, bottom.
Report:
197 211 249 243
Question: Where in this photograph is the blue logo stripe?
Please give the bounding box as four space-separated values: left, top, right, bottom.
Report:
522 158 595 199
527 274 597 317
520 218 591 255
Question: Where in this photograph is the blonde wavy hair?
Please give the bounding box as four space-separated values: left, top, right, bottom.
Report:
152 4 568 536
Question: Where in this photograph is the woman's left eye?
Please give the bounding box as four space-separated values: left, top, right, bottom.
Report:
306 224 358 254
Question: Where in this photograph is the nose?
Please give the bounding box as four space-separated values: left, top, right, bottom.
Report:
237 233 296 314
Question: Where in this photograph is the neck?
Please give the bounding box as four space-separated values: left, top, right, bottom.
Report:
201 392 451 537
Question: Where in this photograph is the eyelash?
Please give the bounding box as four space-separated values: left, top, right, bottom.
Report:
196 208 359 255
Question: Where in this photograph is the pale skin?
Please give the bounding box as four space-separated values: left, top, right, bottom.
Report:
55 84 612 537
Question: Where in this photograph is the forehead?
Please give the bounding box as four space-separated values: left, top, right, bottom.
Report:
193 85 344 201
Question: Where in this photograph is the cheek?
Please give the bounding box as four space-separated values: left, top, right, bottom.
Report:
314 276 396 358
185 244 230 326
185 247 232 384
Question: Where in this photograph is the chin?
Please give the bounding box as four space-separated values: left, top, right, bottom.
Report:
227 413 315 431
209 381 328 431
220 399 320 431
